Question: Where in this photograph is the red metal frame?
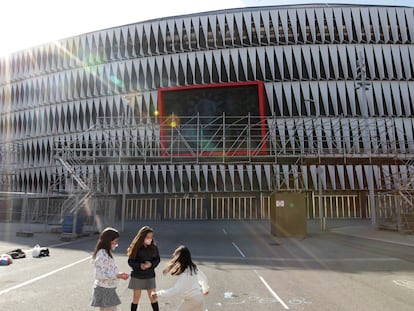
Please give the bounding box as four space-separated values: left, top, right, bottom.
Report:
157 81 267 156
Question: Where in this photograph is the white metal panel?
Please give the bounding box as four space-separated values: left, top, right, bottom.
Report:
324 8 334 42
346 165 355 190
383 45 394 79
395 118 406 153
246 164 253 190
264 83 275 114
382 165 391 190
207 15 217 46
284 47 293 80
406 8 414 42
269 10 279 43
396 8 408 42
322 117 333 150
310 165 317 190
202 165 209 192
252 11 262 44
301 46 312 80
345 81 357 115
368 118 378 153
315 7 325 41
372 165 381 189
234 12 244 44
360 8 372 43
391 46 403 79
264 165 271 190
378 8 390 42
255 165 262 190
292 46 302 80
342 7 353 42
228 165 235 191
242 12 253 43
328 165 336 189
237 164 244 191
364 165 374 193
282 165 290 189
265 47 275 80
333 8 344 42
301 165 308 189
341 118 351 152
328 45 339 79
400 46 411 80
337 165 345 189
391 82 402 116
256 48 267 80
238 49 248 78
310 45 321 80
193 164 200 192
185 165 192 192
277 120 286 152
221 49 231 81
405 119 414 152
364 45 376 79
319 82 329 115
291 82 301 115
351 8 362 42
230 49 240 79
369 8 381 42
279 10 289 43
261 11 270 43
387 8 399 43
386 118 397 152
287 9 298 43
187 17 199 49
282 83 292 116
373 45 385 79
286 118 296 152
399 82 411 115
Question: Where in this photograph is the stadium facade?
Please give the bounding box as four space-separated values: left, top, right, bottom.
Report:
1 4 414 225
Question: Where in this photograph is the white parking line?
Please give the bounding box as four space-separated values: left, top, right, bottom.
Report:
231 242 245 258
254 270 289 309
230 239 289 309
0 256 91 296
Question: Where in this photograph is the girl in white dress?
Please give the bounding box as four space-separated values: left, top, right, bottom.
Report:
152 245 209 311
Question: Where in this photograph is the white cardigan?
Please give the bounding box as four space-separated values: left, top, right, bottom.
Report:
156 268 209 299
93 249 119 288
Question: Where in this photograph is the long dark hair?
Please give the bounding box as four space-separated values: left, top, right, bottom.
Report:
93 227 119 259
163 245 198 276
127 225 157 259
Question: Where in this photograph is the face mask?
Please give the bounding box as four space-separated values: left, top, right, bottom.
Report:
111 243 118 251
144 238 152 246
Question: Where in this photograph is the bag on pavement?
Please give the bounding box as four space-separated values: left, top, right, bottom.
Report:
32 244 50 258
0 254 13 265
7 248 26 259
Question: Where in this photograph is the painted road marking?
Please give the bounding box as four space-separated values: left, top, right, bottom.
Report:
232 242 245 258
230 239 289 309
254 269 289 309
393 280 414 290
0 256 91 296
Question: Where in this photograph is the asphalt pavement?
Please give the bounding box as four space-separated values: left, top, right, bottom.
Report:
1 219 414 256
1 219 414 311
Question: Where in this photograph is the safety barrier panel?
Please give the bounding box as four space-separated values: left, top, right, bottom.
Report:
310 194 364 218
126 198 158 220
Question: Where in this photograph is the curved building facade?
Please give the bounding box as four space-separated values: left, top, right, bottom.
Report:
1 4 414 222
